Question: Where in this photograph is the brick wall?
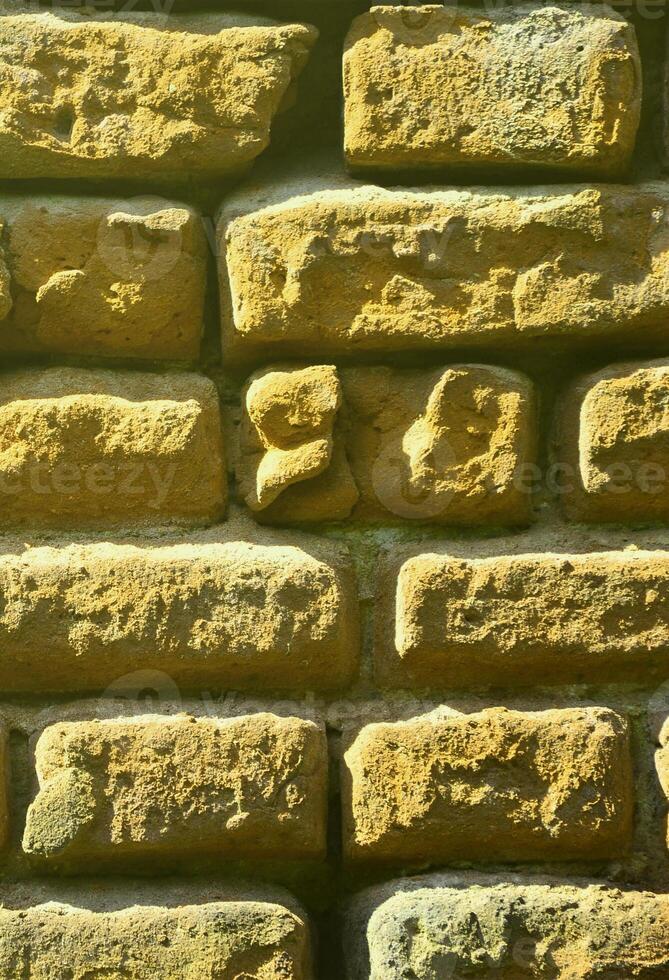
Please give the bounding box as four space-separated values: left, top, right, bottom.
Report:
0 0 668 976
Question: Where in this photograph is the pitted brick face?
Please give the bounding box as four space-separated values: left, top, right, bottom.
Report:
0 196 207 361
343 707 633 864
23 714 328 869
0 539 358 693
218 182 669 364
0 367 226 528
555 359 669 523
344 4 641 177
0 898 312 979
0 9 317 179
345 878 669 980
379 550 669 687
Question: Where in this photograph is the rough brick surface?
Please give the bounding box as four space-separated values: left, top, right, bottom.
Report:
0 367 225 527
379 549 669 687
343 707 632 863
0 9 317 179
236 364 536 524
342 364 535 524
23 714 327 867
237 364 360 522
0 196 207 361
0 537 357 693
0 890 312 978
555 359 669 523
344 4 640 177
219 179 669 363
0 0 666 969
345 874 669 979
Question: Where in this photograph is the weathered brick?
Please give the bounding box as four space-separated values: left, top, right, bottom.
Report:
345 874 669 979
342 365 536 524
218 179 669 363
236 364 536 524
0 196 207 361
342 707 632 863
0 367 225 527
0 537 357 693
344 4 640 177
0 888 312 978
555 359 669 522
236 364 360 523
0 9 317 179
23 714 327 867
379 549 669 687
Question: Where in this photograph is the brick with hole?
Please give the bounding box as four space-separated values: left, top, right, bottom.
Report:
378 548 669 687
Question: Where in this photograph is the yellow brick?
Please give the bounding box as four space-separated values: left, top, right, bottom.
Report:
342 365 536 524
346 875 669 979
379 549 669 687
344 4 640 177
0 890 312 978
656 724 669 854
236 364 536 524
343 707 632 863
0 367 226 528
555 359 669 522
0 9 317 179
23 714 328 868
0 196 207 361
219 179 669 363
237 364 360 522
0 537 357 693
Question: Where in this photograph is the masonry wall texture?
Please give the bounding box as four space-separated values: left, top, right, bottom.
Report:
1 0 669 976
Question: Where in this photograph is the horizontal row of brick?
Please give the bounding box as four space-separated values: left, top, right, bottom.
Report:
1 873 668 978
2 535 669 692
0 5 651 180
4 181 669 363
0 707 665 869
1 360 669 527
345 874 669 978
